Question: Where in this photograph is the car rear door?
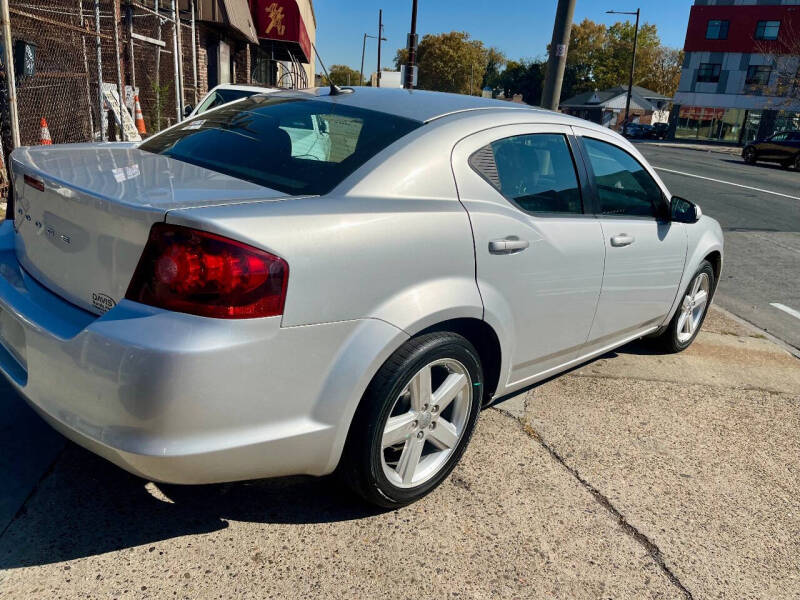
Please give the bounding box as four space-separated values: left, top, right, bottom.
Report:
452 124 605 388
572 127 687 352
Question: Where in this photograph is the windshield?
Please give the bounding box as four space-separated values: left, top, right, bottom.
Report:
140 96 422 195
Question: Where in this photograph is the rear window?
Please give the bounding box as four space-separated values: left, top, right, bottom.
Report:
140 96 422 195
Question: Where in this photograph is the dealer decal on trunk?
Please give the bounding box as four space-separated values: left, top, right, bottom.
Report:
92 293 116 313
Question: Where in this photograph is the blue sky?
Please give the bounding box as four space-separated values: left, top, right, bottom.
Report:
314 0 694 74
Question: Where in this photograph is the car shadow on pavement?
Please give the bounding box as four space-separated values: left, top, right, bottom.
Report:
0 442 383 569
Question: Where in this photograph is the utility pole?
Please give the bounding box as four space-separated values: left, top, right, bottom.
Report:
541 0 576 110
607 8 640 124
376 9 383 87
404 0 418 89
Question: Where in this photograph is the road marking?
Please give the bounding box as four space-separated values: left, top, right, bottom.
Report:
653 167 800 201
770 303 800 321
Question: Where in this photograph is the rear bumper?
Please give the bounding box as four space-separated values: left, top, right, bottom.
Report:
0 222 405 483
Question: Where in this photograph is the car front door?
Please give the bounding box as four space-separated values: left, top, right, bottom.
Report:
573 127 688 352
452 125 606 389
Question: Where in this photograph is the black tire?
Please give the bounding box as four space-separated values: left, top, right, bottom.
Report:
340 332 483 508
743 147 757 165
652 260 715 353
781 158 792 170
793 154 800 171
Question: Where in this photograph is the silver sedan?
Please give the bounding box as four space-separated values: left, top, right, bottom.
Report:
3 88 722 507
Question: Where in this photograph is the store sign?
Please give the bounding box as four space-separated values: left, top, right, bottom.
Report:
679 106 724 120
252 0 311 63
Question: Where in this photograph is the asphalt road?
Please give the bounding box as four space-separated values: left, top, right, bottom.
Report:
635 142 800 350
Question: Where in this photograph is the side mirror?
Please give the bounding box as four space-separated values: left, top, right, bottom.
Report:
183 104 194 118
670 196 702 223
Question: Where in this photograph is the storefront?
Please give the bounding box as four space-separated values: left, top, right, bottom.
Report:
675 106 800 144
249 0 316 88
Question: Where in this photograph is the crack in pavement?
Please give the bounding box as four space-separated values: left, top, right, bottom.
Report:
564 371 791 395
493 405 695 600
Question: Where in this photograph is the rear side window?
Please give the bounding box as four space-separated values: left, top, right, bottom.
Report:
470 133 582 214
581 137 664 218
140 97 421 195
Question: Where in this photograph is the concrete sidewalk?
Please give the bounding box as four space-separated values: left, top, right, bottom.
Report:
0 307 798 599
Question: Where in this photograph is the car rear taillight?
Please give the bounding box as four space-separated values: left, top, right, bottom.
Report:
126 223 288 319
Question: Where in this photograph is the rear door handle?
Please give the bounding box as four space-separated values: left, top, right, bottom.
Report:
489 237 530 255
610 234 635 247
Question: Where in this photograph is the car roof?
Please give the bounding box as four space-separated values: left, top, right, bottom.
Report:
265 86 568 124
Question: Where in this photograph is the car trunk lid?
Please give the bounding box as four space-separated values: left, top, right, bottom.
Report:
10 143 287 315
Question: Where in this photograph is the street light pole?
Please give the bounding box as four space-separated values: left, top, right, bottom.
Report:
607 8 640 124
360 33 375 85
541 0 577 110
404 0 419 89
377 9 383 87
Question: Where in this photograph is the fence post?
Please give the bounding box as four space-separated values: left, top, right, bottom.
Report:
113 0 126 140
78 0 96 137
94 0 107 141
170 0 181 121
1 0 20 148
126 2 135 90
190 0 197 104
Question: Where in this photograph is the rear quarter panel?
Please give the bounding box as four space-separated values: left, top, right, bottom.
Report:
164 121 483 332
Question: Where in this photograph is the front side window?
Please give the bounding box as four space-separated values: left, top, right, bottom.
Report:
746 65 772 86
470 133 583 214
706 19 729 40
140 97 421 195
755 20 780 40
697 63 721 83
581 137 664 218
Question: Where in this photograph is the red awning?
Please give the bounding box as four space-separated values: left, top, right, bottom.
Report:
250 0 311 64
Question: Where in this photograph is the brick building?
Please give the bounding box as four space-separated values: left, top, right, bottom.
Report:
671 0 800 144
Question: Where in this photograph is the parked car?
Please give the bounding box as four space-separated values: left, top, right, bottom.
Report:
186 84 277 118
622 122 644 138
4 88 723 507
651 122 669 139
742 130 800 170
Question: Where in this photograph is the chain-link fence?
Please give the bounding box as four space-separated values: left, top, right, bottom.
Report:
0 0 196 204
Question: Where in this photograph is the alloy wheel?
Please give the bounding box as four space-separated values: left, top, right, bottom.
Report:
380 358 473 488
676 272 710 343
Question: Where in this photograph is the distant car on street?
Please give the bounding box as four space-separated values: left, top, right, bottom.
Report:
742 130 800 170
5 88 723 507
650 123 669 139
622 122 644 138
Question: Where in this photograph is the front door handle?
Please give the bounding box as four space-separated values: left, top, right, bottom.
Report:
610 234 635 247
489 237 530 255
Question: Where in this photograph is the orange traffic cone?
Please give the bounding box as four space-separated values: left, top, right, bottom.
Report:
40 118 52 145
133 95 146 135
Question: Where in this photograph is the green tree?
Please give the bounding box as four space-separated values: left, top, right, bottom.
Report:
393 31 489 95
321 64 364 87
499 59 546 105
482 47 507 93
564 18 607 96
593 21 661 90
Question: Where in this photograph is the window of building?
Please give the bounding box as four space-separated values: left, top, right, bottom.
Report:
755 20 780 40
706 20 729 40
581 137 664 219
746 65 772 86
696 63 721 83
470 134 583 214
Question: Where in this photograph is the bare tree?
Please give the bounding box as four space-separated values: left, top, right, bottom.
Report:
751 21 800 110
